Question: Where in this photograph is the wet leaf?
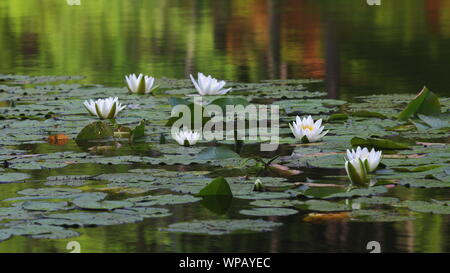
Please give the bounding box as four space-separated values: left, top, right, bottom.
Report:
398 86 441 120
162 219 282 235
239 207 298 216
0 172 30 183
75 121 114 142
197 146 240 160
402 200 450 214
351 137 409 150
303 200 351 212
197 177 233 197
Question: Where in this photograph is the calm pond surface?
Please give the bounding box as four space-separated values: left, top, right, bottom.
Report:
0 0 449 253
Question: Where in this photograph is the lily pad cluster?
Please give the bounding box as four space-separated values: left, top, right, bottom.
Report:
0 74 449 242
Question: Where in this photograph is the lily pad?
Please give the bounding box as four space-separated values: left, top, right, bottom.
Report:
162 219 282 235
197 177 233 197
239 207 298 216
403 200 450 214
398 87 441 120
249 199 304 207
127 194 201 206
303 200 350 212
0 172 30 183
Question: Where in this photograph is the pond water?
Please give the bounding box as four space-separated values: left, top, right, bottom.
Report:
0 0 449 253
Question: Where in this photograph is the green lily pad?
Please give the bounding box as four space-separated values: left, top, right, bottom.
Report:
239 207 298 216
127 194 201 206
76 121 114 142
0 172 30 183
197 177 233 197
352 197 400 206
197 146 240 160
4 223 79 239
114 207 172 218
398 178 450 188
303 200 351 212
324 186 388 199
249 199 304 207
402 200 450 214
351 137 409 150
36 212 143 227
22 201 73 212
398 86 441 120
162 219 282 235
350 210 415 222
0 230 12 242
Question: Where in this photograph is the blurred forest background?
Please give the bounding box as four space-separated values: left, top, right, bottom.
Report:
0 0 450 98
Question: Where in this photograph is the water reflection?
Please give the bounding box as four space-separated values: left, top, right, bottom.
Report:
1 0 449 96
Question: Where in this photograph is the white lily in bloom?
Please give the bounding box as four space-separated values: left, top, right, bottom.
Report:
345 158 370 186
190 72 232 95
173 128 200 146
289 115 328 143
125 73 158 94
83 97 126 119
346 146 382 172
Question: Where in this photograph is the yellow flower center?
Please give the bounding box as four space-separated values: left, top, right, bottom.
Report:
301 125 314 131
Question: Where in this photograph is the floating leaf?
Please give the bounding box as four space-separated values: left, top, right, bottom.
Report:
351 137 409 150
249 199 304 207
197 146 240 160
22 201 72 212
76 121 114 142
197 177 233 197
239 207 298 216
324 186 388 199
303 200 350 212
130 120 146 142
350 210 415 222
35 212 143 227
0 172 30 183
398 179 450 188
209 97 250 112
402 200 450 214
127 194 201 206
114 207 171 218
162 219 282 235
398 86 441 120
351 110 387 119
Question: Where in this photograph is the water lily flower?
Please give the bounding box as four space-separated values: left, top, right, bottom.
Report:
190 72 232 95
346 146 382 172
83 97 126 119
125 73 158 94
173 128 200 146
289 115 328 143
345 158 370 186
253 179 264 192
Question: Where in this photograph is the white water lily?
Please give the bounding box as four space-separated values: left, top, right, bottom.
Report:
253 179 264 192
173 129 200 146
83 97 126 119
190 72 232 95
125 73 158 94
345 158 370 185
346 146 382 172
289 115 328 143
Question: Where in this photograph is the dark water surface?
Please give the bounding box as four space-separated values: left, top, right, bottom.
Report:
0 0 449 253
